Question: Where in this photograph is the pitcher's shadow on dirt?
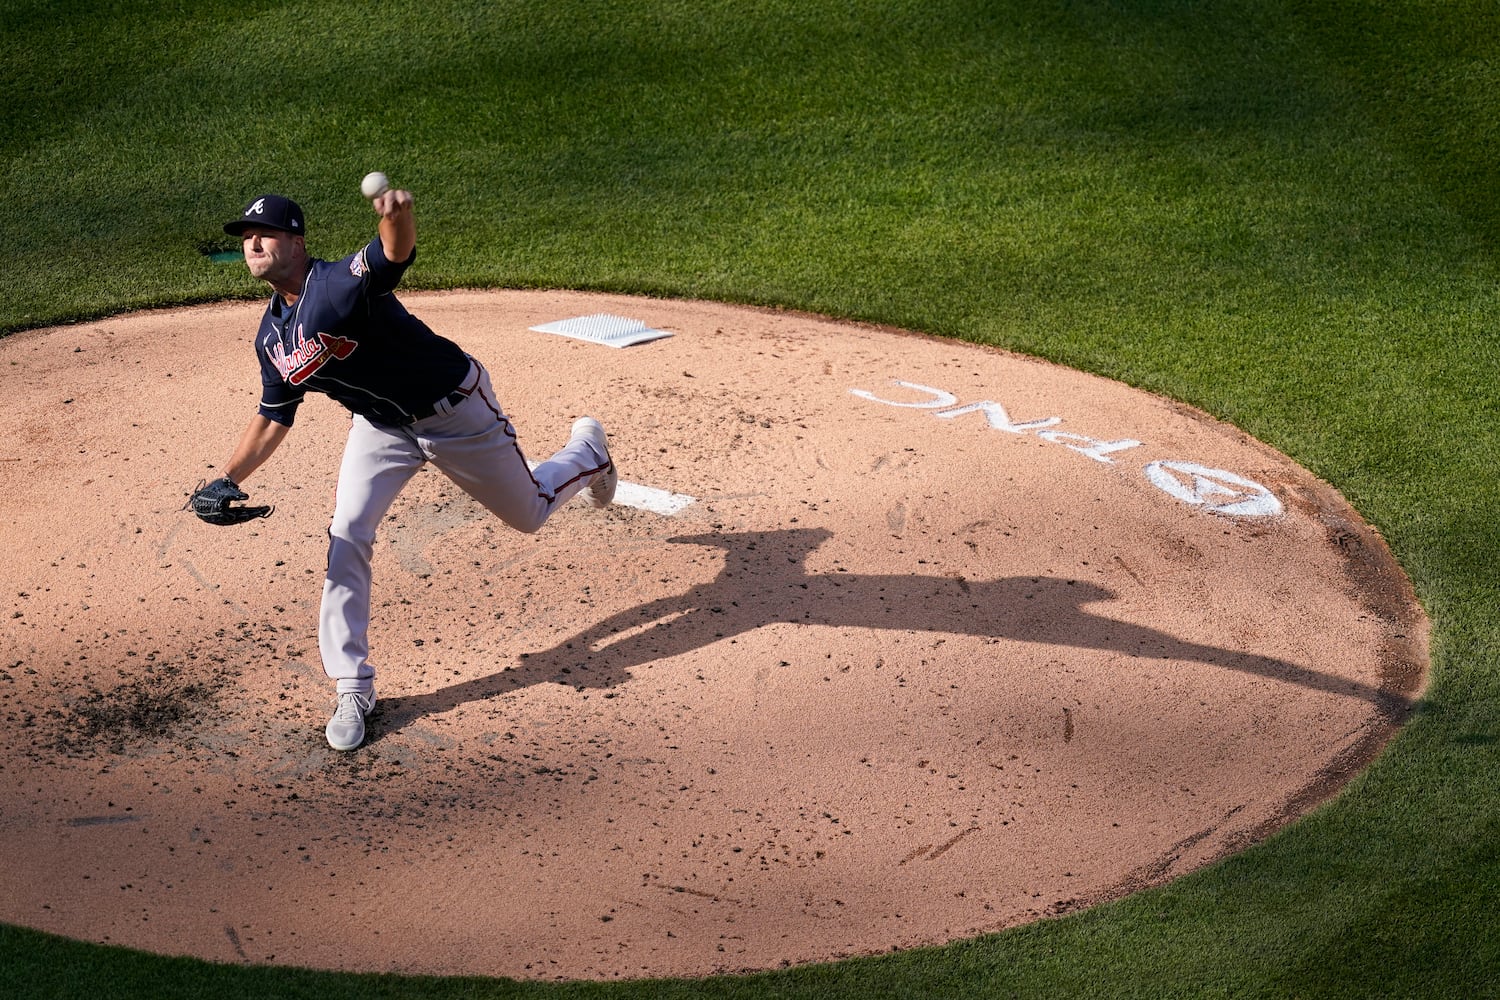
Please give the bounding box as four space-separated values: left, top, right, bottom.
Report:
376 527 1400 738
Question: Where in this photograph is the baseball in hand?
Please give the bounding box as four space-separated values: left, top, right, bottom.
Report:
361 171 390 200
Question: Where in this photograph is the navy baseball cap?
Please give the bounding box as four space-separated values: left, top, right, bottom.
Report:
224 194 305 236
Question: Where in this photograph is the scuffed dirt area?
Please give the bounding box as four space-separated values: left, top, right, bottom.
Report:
0 291 1426 980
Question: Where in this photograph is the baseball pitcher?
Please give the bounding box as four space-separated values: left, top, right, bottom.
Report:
189 186 617 750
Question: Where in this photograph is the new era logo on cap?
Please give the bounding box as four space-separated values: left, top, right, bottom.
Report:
225 194 305 236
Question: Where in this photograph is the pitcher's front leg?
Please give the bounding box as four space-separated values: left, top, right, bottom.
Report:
319 417 424 694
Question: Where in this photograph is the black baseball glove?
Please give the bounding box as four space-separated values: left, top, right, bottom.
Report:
187 477 274 525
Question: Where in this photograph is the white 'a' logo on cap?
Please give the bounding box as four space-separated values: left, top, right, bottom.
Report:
248 198 266 216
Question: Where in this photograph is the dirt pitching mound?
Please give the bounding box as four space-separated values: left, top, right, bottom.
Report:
0 291 1426 980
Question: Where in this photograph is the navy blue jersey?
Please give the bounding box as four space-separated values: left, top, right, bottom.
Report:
254 239 469 427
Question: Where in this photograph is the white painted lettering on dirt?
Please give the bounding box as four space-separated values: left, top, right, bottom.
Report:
935 400 1063 435
848 380 956 409
850 378 1282 518
1143 461 1281 517
1036 430 1144 464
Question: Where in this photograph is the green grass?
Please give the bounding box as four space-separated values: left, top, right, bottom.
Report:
4 0 1499 996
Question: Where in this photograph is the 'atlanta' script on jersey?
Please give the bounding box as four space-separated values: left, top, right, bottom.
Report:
271 325 359 386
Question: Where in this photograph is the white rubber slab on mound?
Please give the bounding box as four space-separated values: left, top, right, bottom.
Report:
530 313 673 348
526 460 696 516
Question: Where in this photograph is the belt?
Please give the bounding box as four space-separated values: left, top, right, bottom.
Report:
402 360 482 425
405 387 469 424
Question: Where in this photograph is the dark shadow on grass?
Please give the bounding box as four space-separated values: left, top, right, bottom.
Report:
376 528 1401 738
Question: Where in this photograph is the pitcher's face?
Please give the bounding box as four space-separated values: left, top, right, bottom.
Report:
240 226 306 289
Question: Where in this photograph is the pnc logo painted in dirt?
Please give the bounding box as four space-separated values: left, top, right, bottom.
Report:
850 378 1282 518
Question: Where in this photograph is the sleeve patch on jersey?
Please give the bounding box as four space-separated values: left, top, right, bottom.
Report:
349 248 369 278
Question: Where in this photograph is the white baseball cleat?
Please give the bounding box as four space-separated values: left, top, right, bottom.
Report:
572 417 617 508
325 688 376 751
